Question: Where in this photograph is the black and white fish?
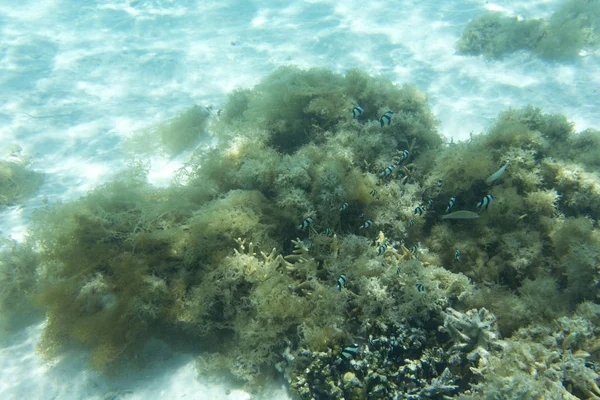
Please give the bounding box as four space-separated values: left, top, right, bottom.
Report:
399 149 409 162
380 111 393 127
414 206 425 216
341 343 359 359
455 249 460 262
409 219 415 227
380 164 395 177
324 227 333 235
340 202 349 211
359 219 374 229
352 105 364 119
376 243 388 256
337 274 347 291
416 283 425 292
394 149 410 164
437 179 443 188
297 217 313 230
370 189 377 197
446 196 456 213
359 212 365 219
410 243 419 253
477 194 494 209
427 199 434 209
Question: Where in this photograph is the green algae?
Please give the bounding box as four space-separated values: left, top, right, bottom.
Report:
457 0 600 61
0 67 599 397
125 105 211 156
0 160 44 207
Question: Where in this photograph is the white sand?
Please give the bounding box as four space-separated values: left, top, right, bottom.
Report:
0 0 598 398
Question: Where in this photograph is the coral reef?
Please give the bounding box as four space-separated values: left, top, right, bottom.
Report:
1 66 599 398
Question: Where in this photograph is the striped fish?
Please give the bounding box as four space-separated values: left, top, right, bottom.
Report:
477 194 494 209
352 105 364 119
297 217 313 230
337 274 347 291
359 219 374 229
380 111 393 127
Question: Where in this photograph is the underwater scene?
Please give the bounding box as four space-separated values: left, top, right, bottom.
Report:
1 0 600 399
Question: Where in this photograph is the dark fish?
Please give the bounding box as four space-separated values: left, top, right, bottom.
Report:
477 194 494 209
359 219 374 229
380 164 395 177
414 206 425 216
376 243 387 256
446 196 456 213
416 283 425 292
297 217 313 230
352 105 365 119
455 249 460 262
370 189 377 197
340 202 349 211
337 274 347 291
380 111 393 127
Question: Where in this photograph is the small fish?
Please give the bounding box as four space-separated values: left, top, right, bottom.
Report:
394 149 410 164
337 274 347 291
390 335 397 352
341 343 359 359
368 335 381 347
437 179 443 188
340 202 349 211
416 283 425 292
414 206 425 216
400 149 409 161
359 219 374 229
486 162 510 184
380 164 396 177
370 189 377 197
446 196 456 213
477 194 494 209
376 243 388 256
441 210 480 220
410 243 419 253
297 217 313 230
352 105 364 119
409 219 415 227
427 199 433 208
380 111 393 127
359 212 365 219
324 227 333 235
455 249 460 262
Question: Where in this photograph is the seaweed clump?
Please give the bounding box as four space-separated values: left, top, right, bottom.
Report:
3 66 600 398
457 0 600 60
0 158 44 207
125 105 211 156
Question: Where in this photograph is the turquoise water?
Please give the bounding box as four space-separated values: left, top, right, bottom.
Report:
1 1 599 399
